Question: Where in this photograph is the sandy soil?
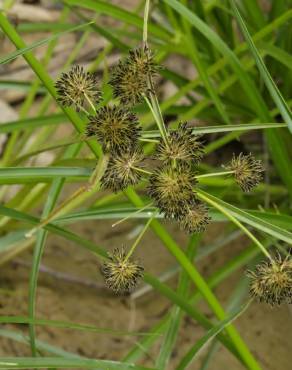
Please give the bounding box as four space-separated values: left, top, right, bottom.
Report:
0 219 291 370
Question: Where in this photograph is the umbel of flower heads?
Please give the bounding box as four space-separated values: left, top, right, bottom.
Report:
54 46 292 304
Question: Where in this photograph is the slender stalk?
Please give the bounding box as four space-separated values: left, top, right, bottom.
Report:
125 215 155 261
84 93 96 114
196 170 235 179
144 95 169 145
132 166 153 176
112 202 154 228
142 0 170 146
143 0 150 45
197 190 272 260
66 93 90 115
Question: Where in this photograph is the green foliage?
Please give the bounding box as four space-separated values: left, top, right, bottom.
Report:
0 1 291 369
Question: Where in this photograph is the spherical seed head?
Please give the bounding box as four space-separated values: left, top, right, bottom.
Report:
227 153 264 192
178 200 211 234
127 46 158 75
86 105 141 152
155 123 204 164
148 163 197 219
109 47 159 106
55 65 101 111
247 255 292 306
101 248 144 294
101 147 144 192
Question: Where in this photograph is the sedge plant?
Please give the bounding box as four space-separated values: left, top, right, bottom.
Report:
0 0 291 369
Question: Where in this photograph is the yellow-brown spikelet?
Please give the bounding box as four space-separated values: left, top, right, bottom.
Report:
148 163 197 219
227 153 264 192
247 254 292 306
109 46 159 106
178 200 211 234
101 147 145 192
101 248 144 294
55 65 101 111
155 123 204 164
86 105 141 152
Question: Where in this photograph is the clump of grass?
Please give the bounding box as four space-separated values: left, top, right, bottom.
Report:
0 0 291 369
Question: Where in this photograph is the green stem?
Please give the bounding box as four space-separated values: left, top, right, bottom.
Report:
132 166 153 176
142 0 169 146
125 187 262 370
144 95 169 144
196 170 235 179
143 0 150 45
125 215 155 261
111 202 153 228
197 190 272 261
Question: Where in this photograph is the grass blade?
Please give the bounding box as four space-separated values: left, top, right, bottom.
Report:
0 357 154 369
156 236 200 369
0 12 101 158
28 144 81 356
0 113 67 134
0 21 93 65
64 0 172 41
230 0 292 132
0 316 156 337
197 190 292 244
0 167 91 184
125 188 261 370
176 301 251 370
142 122 287 138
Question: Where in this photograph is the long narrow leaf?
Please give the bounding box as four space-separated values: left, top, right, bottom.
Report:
0 357 154 369
65 0 171 41
177 301 251 370
0 114 67 134
0 167 91 184
230 0 292 132
0 316 156 337
197 190 292 245
0 21 93 65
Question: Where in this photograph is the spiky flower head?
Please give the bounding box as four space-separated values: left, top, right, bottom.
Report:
178 200 211 234
227 153 264 192
109 46 158 106
101 148 145 192
86 105 141 152
247 254 292 306
148 163 197 219
155 123 204 164
101 248 144 294
55 65 101 111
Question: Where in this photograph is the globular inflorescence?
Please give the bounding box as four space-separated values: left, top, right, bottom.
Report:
178 200 211 234
101 147 144 192
55 47 265 295
155 123 204 164
148 163 197 220
109 46 159 106
55 65 101 111
247 254 292 306
101 248 144 294
227 153 264 192
86 105 141 152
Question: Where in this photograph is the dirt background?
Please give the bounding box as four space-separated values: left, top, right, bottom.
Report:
0 220 291 370
0 1 291 369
